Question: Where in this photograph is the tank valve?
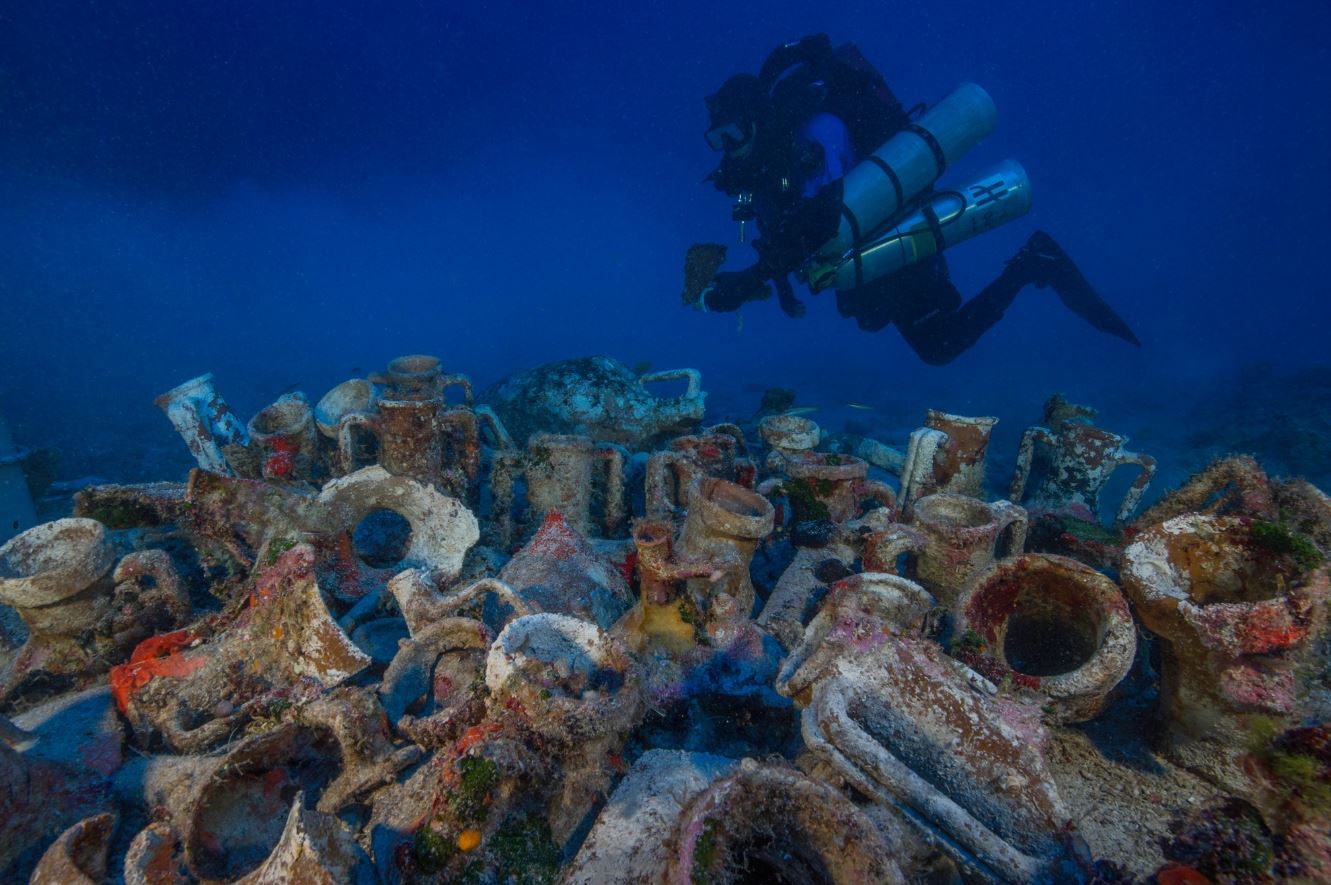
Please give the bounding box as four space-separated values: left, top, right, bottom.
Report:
732 192 754 243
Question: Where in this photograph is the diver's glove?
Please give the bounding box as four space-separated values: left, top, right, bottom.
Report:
701 265 771 312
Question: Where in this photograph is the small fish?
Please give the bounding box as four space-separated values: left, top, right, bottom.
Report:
784 406 820 416
846 401 875 411
736 311 744 334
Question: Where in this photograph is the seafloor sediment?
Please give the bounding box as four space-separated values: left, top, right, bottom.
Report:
2 354 1329 884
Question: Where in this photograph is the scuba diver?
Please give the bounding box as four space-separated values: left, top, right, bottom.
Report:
685 34 1139 364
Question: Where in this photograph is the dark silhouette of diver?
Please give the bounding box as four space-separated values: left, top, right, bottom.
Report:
689 34 1140 364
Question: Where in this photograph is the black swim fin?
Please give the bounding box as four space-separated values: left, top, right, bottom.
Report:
1015 232 1141 346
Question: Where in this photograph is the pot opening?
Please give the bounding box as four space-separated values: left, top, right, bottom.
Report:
353 509 412 568
702 479 767 519
252 400 308 437
190 727 341 880
1170 528 1293 605
918 496 993 529
0 521 102 580
1001 576 1105 677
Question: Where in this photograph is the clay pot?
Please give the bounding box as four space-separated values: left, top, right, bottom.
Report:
776 572 937 696
114 546 371 753
680 477 775 637
776 570 1069 882
664 762 905 885
318 465 479 583
154 374 249 476
491 433 626 546
797 667 1065 883
908 493 1028 608
623 519 722 653
759 413 820 464
315 379 380 475
645 427 753 519
900 410 998 506
380 354 474 404
248 392 321 483
29 812 116 885
376 396 445 488
122 724 348 881
777 452 897 525
527 434 624 537
484 356 706 449
232 794 376 884
314 379 376 439
499 511 635 630
383 353 442 398
0 518 115 695
861 524 927 574
1121 514 1330 794
1010 422 1156 524
485 613 642 743
122 822 187 885
955 553 1136 723
565 750 741 884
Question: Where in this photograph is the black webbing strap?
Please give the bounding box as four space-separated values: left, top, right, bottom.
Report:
920 202 947 255
863 155 904 211
840 204 864 288
904 122 948 178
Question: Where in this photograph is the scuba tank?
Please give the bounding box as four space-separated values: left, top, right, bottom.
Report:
803 160 1032 293
808 82 998 275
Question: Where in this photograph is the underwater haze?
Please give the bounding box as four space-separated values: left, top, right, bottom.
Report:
2 0 1329 494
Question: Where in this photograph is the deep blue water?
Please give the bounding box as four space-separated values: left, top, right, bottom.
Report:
2 1 1328 494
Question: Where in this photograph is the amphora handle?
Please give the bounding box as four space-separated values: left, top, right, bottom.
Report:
439 374 475 407
1111 449 1157 525
1009 426 1057 505
594 443 628 537
989 499 1029 558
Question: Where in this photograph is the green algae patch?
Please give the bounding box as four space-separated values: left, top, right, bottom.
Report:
691 816 720 884
263 536 298 567
451 755 501 821
412 825 455 874
488 813 562 884
781 480 830 523
1250 519 1324 572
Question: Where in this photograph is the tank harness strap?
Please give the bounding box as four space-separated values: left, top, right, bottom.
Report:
864 156 904 211
920 202 947 255
839 204 865 289
904 122 948 178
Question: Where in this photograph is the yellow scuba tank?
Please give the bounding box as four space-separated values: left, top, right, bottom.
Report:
804 160 1032 292
806 82 998 281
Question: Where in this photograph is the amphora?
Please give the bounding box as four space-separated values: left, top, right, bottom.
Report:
908 493 1027 608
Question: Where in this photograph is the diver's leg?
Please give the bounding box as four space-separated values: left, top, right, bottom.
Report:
894 234 1113 363
1013 231 1141 345
835 260 950 333
892 258 1019 365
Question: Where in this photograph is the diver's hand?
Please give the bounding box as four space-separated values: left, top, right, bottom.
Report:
701 266 771 312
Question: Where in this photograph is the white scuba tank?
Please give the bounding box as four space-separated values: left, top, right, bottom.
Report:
808 82 998 276
806 160 1033 292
